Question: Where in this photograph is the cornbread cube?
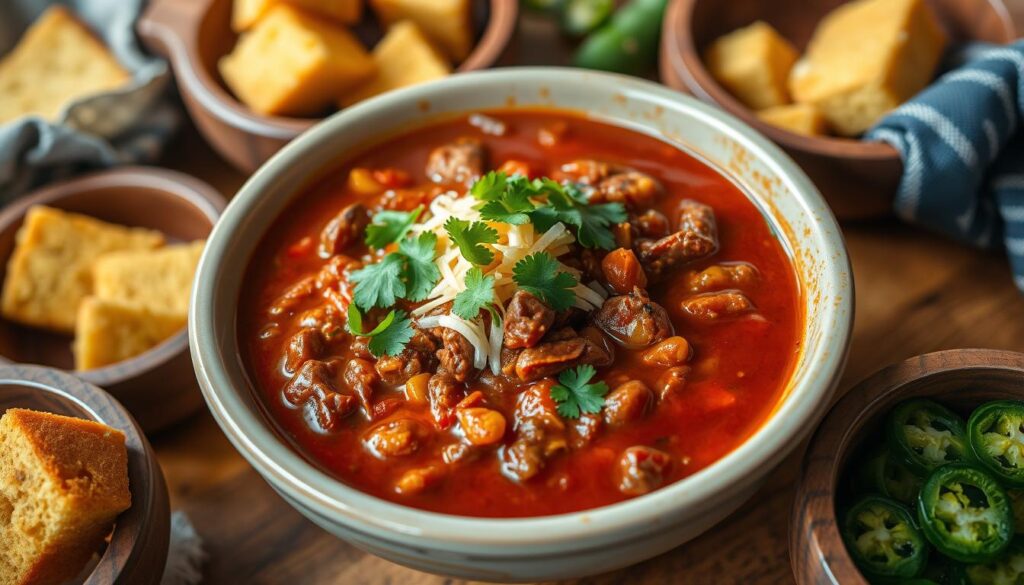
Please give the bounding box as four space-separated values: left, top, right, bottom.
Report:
232 0 363 31
0 6 130 124
704 21 799 111
219 4 375 116
340 21 452 107
92 241 204 319
757 103 828 136
0 206 164 334
370 0 473 61
788 0 946 136
73 297 185 370
0 409 130 585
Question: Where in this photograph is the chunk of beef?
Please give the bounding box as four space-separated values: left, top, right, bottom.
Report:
375 328 440 385
513 328 614 382
642 336 691 367
656 366 691 400
594 287 673 349
425 137 485 185
603 381 654 427
569 413 602 448
685 262 759 293
595 172 663 209
343 358 378 412
678 199 718 242
437 327 476 382
427 373 463 429
501 412 568 482
681 290 755 321
283 360 357 432
617 446 673 496
503 291 555 349
298 304 346 343
601 248 648 294
637 200 719 281
318 203 369 257
552 159 613 185
363 419 429 459
635 209 671 239
578 325 615 367
284 327 324 373
269 276 317 316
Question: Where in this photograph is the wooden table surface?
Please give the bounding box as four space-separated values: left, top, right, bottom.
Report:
153 6 1024 584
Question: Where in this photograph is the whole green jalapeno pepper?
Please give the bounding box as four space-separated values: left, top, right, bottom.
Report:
888 399 970 475
842 495 930 579
917 464 1014 563
967 401 1024 487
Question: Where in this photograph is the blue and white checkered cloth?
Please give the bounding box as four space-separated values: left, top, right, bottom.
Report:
867 40 1024 293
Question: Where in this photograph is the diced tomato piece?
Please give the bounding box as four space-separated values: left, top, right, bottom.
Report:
497 159 533 179
456 390 484 409
372 168 412 189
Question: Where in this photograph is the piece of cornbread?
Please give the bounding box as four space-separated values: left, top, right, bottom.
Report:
704 21 799 111
92 240 205 319
0 206 164 334
788 0 946 136
757 103 828 136
340 21 452 107
231 0 363 31
74 297 185 370
0 6 130 124
219 4 375 116
0 408 130 585
370 0 473 61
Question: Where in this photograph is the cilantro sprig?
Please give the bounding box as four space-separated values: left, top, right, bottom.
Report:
444 217 498 266
346 304 414 357
550 365 610 419
364 206 423 249
350 233 439 310
452 267 498 321
512 252 578 311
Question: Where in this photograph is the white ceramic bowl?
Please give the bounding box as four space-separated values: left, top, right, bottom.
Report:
190 68 854 581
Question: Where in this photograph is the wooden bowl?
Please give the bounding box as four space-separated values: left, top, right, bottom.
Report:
790 349 1024 584
659 0 1017 220
137 0 519 173
0 364 171 584
0 167 225 433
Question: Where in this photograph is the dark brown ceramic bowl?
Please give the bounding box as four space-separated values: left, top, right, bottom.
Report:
0 364 170 584
659 0 1016 220
790 349 1024 584
0 167 225 433
137 0 519 173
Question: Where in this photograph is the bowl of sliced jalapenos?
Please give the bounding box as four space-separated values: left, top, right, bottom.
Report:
791 349 1024 585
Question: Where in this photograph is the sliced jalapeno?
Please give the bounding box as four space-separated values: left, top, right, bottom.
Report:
964 536 1024 585
917 464 1014 563
888 399 970 475
1008 489 1024 534
922 556 969 585
968 401 1024 487
861 445 924 505
842 495 930 579
561 0 614 37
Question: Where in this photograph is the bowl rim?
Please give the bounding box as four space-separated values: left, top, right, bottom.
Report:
0 166 225 387
151 0 519 139
190 66 854 547
662 0 1017 160
789 348 1024 585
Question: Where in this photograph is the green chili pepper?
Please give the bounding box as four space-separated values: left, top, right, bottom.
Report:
1008 489 1024 534
842 495 930 579
917 464 1014 563
861 445 925 505
964 536 1024 584
922 556 969 585
561 0 614 37
888 399 970 475
968 401 1024 487
573 0 668 75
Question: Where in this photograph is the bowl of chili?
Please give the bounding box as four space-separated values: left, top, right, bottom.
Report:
792 349 1024 585
191 67 852 580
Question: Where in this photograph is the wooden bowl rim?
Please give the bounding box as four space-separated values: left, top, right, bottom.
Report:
0 166 225 387
662 0 1018 161
145 0 519 140
789 348 1024 585
0 364 171 584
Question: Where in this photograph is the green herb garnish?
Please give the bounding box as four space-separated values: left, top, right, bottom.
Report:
511 251 577 311
398 232 440 301
550 365 609 419
349 253 406 309
452 267 497 320
346 305 414 357
444 217 499 266
364 206 423 249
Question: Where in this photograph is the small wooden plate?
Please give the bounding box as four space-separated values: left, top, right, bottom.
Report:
790 349 1024 584
0 364 171 584
0 167 225 432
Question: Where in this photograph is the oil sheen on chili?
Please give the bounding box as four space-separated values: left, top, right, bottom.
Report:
240 110 801 518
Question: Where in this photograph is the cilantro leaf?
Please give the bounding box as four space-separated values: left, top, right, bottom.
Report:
575 202 627 249
350 253 406 309
452 267 496 320
511 252 577 311
345 305 414 357
472 172 536 225
346 303 395 337
364 206 423 249
549 365 609 419
398 232 439 301
470 171 508 201
445 217 498 266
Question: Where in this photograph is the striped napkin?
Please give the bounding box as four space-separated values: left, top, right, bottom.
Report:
866 41 1024 292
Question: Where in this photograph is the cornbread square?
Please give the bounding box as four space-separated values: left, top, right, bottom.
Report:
370 0 473 61
74 297 185 370
788 0 947 136
704 21 799 111
0 206 164 334
232 0 363 31
0 409 130 585
757 103 828 136
92 240 204 318
339 21 452 107
0 6 130 124
219 4 375 116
